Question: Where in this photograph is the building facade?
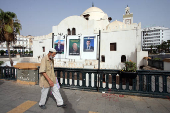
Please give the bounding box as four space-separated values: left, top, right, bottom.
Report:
0 35 34 54
142 27 170 51
33 6 148 69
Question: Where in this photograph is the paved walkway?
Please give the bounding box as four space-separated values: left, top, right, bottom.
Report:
0 80 170 113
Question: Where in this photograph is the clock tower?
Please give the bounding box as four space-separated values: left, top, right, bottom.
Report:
123 5 133 24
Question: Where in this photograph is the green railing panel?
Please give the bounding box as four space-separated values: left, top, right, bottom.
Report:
77 72 80 86
163 75 167 93
132 77 137 91
155 75 159 93
88 73 92 88
99 73 103 89
139 75 143 91
72 72 74 86
119 76 123 90
126 78 129 90
62 71 65 86
111 74 116 90
94 73 97 88
67 72 70 86
82 73 86 88
105 73 109 90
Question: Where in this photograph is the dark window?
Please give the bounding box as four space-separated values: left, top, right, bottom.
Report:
42 47 45 52
101 55 105 62
110 43 116 51
121 55 126 62
67 29 71 35
72 28 76 35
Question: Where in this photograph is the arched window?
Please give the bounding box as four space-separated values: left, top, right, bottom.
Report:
67 29 71 35
121 55 126 62
72 28 76 35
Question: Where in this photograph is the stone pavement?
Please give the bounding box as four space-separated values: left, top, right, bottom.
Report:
0 80 170 113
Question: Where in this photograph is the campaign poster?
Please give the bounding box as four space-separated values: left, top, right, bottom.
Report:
54 40 64 54
83 36 94 52
69 39 80 55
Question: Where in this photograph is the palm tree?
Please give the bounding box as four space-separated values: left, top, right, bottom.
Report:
150 45 153 54
0 9 22 66
161 41 167 52
167 40 170 53
156 45 161 53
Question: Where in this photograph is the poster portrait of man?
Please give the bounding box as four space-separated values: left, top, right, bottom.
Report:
54 40 64 54
69 39 80 55
83 36 94 52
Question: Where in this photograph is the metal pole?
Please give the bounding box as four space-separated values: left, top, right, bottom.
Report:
97 30 101 91
52 33 54 48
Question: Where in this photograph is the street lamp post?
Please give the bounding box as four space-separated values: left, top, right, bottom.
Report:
97 30 101 91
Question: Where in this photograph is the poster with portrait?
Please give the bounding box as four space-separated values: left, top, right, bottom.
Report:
83 36 94 52
69 39 80 55
54 40 65 54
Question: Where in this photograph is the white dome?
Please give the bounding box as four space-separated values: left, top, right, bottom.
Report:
107 20 125 29
81 7 108 21
83 7 104 14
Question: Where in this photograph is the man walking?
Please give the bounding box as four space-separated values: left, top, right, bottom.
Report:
39 48 66 109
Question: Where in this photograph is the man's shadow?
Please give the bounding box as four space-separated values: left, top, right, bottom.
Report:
46 88 76 113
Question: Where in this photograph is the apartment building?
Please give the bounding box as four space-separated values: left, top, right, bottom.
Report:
0 35 34 53
142 26 170 50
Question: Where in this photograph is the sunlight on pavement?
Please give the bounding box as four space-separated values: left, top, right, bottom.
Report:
89 111 99 113
7 100 37 113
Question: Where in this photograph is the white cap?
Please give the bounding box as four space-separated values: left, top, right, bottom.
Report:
49 48 56 53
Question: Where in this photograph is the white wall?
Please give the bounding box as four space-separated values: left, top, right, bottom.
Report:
164 62 170 71
100 30 138 69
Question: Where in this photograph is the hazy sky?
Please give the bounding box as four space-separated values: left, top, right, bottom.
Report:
0 0 170 36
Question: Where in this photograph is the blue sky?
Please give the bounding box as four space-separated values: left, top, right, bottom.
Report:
0 0 170 36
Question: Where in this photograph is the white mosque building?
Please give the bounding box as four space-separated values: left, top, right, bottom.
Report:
33 5 148 69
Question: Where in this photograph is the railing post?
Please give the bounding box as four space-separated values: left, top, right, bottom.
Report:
77 72 80 86
4 67 6 78
88 73 92 88
0 67 3 78
105 74 109 90
99 73 103 89
72 72 74 86
139 74 143 91
94 73 97 88
10 67 12 79
62 71 65 86
119 75 123 90
67 72 70 86
125 78 129 90
57 71 60 83
146 75 152 92
82 72 86 88
112 73 116 90
154 75 159 93
132 77 137 91
162 75 167 93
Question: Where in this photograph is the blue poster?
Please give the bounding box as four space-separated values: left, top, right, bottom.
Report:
54 40 64 54
83 36 94 52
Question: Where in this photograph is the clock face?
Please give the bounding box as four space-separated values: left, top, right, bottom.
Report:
125 19 131 24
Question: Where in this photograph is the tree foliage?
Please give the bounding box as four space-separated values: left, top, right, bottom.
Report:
0 9 22 66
